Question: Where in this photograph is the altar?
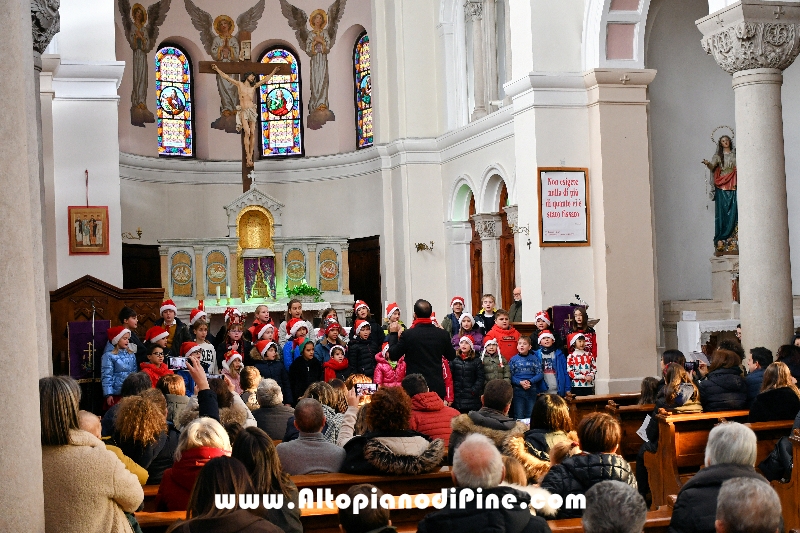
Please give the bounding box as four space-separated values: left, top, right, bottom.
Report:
158 186 354 320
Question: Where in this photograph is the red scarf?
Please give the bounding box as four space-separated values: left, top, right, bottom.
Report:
411 318 433 328
293 336 306 348
323 357 349 382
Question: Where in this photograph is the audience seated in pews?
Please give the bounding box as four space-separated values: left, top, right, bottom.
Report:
239 366 262 411
539 412 636 519
276 398 346 474
164 456 282 533
776 344 800 383
341 386 445 475
744 347 772 408
748 362 800 423
252 378 294 440
582 481 647 533
639 376 660 405
177 375 255 430
657 350 686 390
156 374 190 431
417 433 551 533
114 388 179 485
449 379 526 464
714 477 782 533
504 393 577 483
697 349 747 412
402 373 460 442
636 363 702 497
40 376 143 533
283 381 344 443
154 417 232 512
232 427 302 533
668 422 769 533
501 455 529 486
101 371 151 437
338 484 396 533
78 410 148 485
328 378 350 413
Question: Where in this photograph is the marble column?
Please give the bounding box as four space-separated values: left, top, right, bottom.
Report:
444 221 473 309
307 244 318 289
194 248 205 300
340 242 351 295
465 1 488 120
697 2 800 353
273 243 285 298
482 0 499 110
502 0 513 105
471 213 502 306
0 0 52 529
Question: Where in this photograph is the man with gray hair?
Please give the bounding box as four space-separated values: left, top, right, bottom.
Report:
669 423 768 533
715 477 781 533
275 398 345 475
583 481 647 533
417 433 551 533
252 378 294 440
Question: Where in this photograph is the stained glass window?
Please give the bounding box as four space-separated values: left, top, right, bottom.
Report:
259 48 303 157
155 45 193 157
354 32 373 149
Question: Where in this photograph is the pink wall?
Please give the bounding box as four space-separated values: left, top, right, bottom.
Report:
116 0 372 159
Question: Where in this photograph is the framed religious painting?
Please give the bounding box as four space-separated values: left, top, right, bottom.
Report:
68 206 110 255
537 168 591 247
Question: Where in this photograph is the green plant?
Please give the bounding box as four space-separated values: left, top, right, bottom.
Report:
285 280 322 301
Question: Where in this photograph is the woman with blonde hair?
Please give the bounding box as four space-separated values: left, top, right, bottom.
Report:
40 376 143 533
749 361 800 422
154 417 232 511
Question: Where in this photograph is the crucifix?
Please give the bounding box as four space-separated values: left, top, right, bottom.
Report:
200 58 291 192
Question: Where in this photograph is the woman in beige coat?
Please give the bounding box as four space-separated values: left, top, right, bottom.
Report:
40 376 144 533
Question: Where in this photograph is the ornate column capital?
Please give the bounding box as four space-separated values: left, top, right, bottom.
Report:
503 205 518 228
470 213 502 240
31 0 60 55
465 0 483 22
697 1 800 74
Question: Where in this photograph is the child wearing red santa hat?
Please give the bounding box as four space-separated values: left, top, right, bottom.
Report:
221 351 244 394
101 326 137 409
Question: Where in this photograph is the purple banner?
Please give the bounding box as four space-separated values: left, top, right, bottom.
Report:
244 257 276 299
68 320 111 381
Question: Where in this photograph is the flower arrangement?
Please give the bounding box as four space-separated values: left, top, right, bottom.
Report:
286 279 322 302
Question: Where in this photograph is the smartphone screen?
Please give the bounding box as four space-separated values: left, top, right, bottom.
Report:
355 383 378 396
169 357 188 370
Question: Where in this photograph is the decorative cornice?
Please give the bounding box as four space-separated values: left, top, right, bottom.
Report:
471 213 502 239
31 0 60 55
702 22 800 72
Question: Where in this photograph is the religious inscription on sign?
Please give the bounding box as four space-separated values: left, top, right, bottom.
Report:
537 168 590 247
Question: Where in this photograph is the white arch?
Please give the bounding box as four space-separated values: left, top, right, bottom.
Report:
439 0 469 130
582 0 653 71
449 174 478 221
477 163 512 214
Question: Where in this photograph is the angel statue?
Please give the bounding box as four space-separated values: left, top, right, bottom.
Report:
118 0 172 127
279 0 347 130
702 130 738 254
185 0 266 133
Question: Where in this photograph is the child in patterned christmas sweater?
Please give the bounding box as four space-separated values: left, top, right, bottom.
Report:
566 332 596 396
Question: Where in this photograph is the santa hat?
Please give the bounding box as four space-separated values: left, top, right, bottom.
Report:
145 326 169 343
385 302 400 319
321 319 341 336
330 345 346 358
222 350 243 371
288 318 310 337
189 308 207 326
538 330 556 343
381 342 389 355
224 307 243 325
180 341 202 358
568 332 586 347
354 300 370 314
459 313 475 327
107 326 131 346
534 310 551 326
354 319 371 336
160 299 178 314
450 296 465 309
481 338 502 365
256 340 278 358
458 335 474 349
253 323 275 340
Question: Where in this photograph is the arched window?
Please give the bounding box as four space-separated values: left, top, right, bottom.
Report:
259 47 303 157
353 32 373 149
155 44 193 157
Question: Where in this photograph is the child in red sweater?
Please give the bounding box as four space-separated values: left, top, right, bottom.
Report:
323 345 351 382
482 309 521 362
140 344 173 387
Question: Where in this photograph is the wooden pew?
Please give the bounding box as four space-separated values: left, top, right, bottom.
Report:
291 468 454 497
547 506 672 533
643 409 792 509
606 401 654 461
771 431 800 530
566 392 641 429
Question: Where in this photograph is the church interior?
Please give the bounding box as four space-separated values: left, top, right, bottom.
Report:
7 0 800 529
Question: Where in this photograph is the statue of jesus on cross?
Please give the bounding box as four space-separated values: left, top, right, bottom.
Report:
211 64 280 167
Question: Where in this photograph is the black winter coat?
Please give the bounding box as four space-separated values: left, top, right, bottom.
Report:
115 422 180 485
697 367 747 411
540 452 636 519
288 356 322 405
748 387 800 422
668 464 767 533
251 359 294 406
348 318 384 354
388 324 456 400
450 356 485 412
347 336 377 378
154 317 192 359
417 486 551 533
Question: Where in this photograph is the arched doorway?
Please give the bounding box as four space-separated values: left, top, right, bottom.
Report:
468 195 483 314
498 184 515 309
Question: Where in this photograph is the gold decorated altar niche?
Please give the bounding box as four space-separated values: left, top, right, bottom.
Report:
236 205 276 301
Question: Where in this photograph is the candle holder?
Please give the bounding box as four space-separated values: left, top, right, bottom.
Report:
216 297 221 306
226 297 232 306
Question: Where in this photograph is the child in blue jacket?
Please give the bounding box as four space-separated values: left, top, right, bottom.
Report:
509 336 545 419
536 330 571 397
